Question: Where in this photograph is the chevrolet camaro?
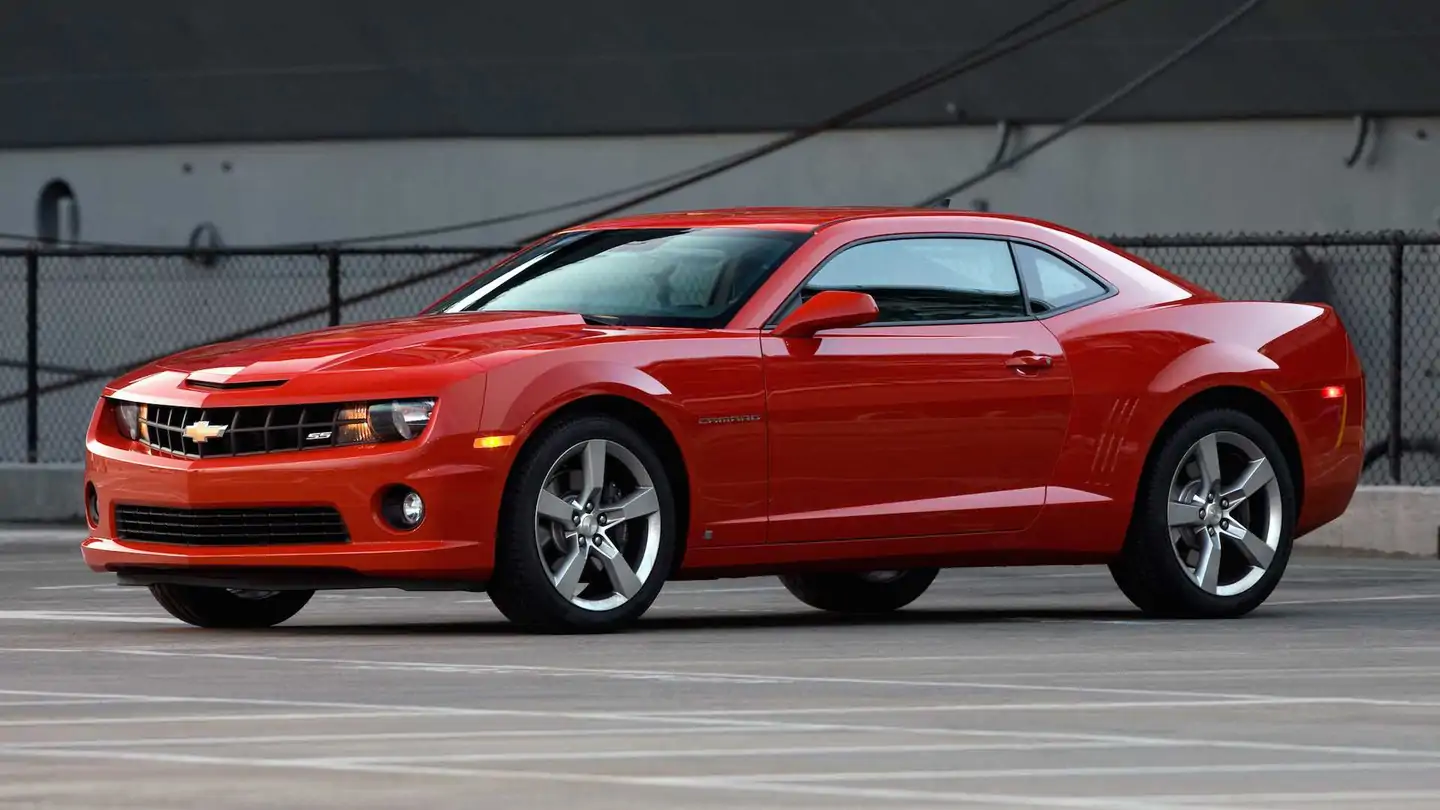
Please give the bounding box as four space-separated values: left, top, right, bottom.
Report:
82 208 1365 633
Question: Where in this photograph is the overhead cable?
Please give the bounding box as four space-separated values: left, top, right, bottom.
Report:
915 0 1268 207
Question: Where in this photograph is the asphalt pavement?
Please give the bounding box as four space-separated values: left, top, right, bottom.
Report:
2 526 1440 809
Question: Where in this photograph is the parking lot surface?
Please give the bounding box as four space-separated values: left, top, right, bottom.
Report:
3 528 1440 809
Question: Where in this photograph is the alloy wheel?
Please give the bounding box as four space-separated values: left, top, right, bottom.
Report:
533 439 662 611
1165 430 1283 597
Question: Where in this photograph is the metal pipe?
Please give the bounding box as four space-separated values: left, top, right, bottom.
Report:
25 250 39 463
1389 235 1405 483
327 251 342 327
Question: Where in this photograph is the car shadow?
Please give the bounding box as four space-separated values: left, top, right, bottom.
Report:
249 605 1166 637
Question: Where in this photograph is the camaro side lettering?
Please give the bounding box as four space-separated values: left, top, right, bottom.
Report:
698 414 762 425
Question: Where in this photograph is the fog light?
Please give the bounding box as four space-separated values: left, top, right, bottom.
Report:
380 486 425 531
401 491 425 526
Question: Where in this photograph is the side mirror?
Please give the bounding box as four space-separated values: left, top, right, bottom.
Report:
771 290 879 338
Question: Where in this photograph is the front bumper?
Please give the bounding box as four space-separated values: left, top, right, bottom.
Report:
81 432 507 586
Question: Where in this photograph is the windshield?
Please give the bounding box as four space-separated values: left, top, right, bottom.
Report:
426 227 810 327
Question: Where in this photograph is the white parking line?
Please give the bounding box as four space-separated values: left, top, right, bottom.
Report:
663 585 787 595
3 724 796 750
1270 592 1440 606
868 664 1440 683
726 759 1440 783
85 648 1321 702
639 642 1440 668
322 739 1137 766
0 745 1229 810
1 687 1435 767
626 774 1340 810
0 698 153 707
0 610 175 624
0 710 454 728
31 584 125 591
630 716 1440 763
1128 789 1440 804
10 648 1440 712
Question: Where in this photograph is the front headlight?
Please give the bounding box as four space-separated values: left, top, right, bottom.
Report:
112 401 139 440
369 399 436 441
334 399 436 446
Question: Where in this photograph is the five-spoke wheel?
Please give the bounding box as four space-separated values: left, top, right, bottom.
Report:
1164 431 1282 597
533 438 663 612
489 414 676 633
1111 408 1295 618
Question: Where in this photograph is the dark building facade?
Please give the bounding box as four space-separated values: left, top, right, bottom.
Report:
1 0 1436 148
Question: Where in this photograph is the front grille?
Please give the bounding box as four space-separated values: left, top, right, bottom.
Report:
114 505 350 545
137 402 366 459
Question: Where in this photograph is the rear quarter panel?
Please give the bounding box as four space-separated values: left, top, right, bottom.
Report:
1035 298 1363 553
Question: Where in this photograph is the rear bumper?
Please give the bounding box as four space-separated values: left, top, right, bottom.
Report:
81 432 507 584
1286 382 1365 537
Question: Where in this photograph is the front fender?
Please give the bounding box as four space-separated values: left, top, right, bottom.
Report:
480 358 678 442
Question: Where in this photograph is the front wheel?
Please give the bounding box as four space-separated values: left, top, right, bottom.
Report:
149 584 313 628
488 415 677 634
779 568 939 613
1110 409 1296 619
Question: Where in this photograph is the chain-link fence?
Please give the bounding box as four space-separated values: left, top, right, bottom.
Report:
0 247 509 464
4 234 1439 484
1110 232 1440 486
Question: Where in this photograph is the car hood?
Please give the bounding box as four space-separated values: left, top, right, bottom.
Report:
147 311 597 385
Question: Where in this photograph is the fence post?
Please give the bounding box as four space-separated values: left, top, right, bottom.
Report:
24 250 39 464
327 250 342 327
1388 234 1405 484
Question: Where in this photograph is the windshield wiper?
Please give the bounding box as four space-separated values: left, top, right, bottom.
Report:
580 313 624 326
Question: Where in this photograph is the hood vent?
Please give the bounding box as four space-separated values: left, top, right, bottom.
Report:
183 377 288 390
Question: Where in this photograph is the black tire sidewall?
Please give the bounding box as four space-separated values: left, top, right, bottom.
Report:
149 584 313 628
1128 408 1297 618
779 568 939 613
491 415 677 633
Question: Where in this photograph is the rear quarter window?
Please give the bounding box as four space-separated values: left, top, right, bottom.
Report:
1012 243 1108 314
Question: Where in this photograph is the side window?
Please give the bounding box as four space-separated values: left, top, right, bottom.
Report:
801 237 1026 323
1012 243 1107 313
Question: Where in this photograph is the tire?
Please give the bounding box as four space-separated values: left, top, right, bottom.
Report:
149 584 313 629
1110 408 1296 619
779 568 939 613
488 414 677 633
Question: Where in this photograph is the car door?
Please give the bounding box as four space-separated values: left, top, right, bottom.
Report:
761 236 1074 543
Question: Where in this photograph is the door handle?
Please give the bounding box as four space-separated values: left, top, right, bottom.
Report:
1005 353 1054 372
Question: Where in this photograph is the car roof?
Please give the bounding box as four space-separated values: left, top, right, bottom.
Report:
564 207 1063 233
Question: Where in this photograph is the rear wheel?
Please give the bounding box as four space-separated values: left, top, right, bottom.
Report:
488 415 677 633
149 585 313 628
1110 409 1295 619
779 568 939 613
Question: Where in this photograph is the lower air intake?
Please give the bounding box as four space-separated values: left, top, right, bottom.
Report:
113 505 350 546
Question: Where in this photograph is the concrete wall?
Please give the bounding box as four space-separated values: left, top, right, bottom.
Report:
2 117 1439 464
0 118 1436 249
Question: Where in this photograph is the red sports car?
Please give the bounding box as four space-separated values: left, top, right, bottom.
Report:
82 208 1364 633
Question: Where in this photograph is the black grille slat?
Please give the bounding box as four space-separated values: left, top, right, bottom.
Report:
114 505 350 545
133 402 348 459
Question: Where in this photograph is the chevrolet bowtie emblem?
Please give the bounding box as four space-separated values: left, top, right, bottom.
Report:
183 420 229 443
